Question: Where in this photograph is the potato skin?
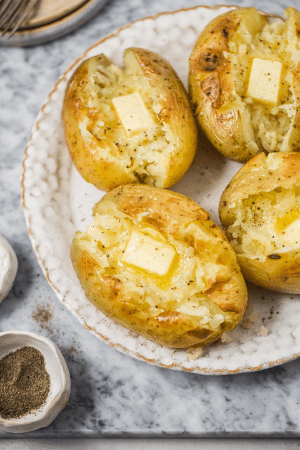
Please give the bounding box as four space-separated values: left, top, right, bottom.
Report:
63 55 135 190
63 48 197 191
219 152 300 293
130 49 198 188
189 8 247 162
71 185 247 348
189 7 300 163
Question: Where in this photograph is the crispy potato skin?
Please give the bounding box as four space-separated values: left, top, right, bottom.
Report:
130 49 198 188
189 7 300 162
71 185 247 348
236 252 300 294
189 8 246 161
63 48 197 191
63 55 136 191
219 152 300 293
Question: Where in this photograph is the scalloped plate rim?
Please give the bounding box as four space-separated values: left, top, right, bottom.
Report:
21 4 298 375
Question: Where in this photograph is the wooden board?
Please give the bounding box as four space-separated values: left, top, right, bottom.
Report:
0 0 108 46
24 0 89 28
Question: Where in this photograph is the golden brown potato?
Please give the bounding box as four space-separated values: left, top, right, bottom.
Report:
63 48 197 191
189 7 300 162
71 184 247 348
219 152 300 293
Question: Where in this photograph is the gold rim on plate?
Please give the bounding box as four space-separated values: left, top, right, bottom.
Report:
21 5 296 375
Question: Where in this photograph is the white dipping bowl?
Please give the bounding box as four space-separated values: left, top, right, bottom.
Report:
0 331 71 433
0 235 18 303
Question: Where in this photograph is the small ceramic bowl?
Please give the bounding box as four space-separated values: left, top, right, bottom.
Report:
0 235 18 304
0 331 71 433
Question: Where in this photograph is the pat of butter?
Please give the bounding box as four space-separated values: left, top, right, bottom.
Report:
112 92 154 137
122 231 176 276
247 58 282 104
279 217 300 246
276 209 300 232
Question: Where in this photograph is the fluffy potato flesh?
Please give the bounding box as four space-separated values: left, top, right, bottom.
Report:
88 53 168 185
220 152 300 293
189 7 300 162
228 8 300 156
71 185 247 348
63 48 197 190
226 186 300 259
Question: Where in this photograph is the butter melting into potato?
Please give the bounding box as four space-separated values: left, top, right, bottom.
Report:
71 185 247 348
189 7 300 162
219 152 300 293
63 48 197 191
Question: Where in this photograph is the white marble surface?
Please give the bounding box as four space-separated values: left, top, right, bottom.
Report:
2 0 300 439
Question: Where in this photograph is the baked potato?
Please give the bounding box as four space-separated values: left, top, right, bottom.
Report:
63 48 198 191
189 7 300 162
219 152 300 293
71 184 247 348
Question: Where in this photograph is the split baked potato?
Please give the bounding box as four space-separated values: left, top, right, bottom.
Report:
189 7 300 162
63 48 197 191
71 184 247 348
219 152 300 294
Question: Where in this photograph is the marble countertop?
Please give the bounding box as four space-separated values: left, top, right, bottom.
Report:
1 0 300 438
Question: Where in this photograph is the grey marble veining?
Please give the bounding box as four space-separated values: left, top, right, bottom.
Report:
1 0 300 437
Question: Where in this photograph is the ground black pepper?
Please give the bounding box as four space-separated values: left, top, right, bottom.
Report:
32 303 53 333
0 346 50 419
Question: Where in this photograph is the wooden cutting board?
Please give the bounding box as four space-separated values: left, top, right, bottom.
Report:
24 0 89 28
0 0 108 46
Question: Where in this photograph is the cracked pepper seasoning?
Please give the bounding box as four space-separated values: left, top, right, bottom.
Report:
0 346 50 419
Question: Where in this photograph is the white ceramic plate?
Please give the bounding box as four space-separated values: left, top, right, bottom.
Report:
21 5 300 375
